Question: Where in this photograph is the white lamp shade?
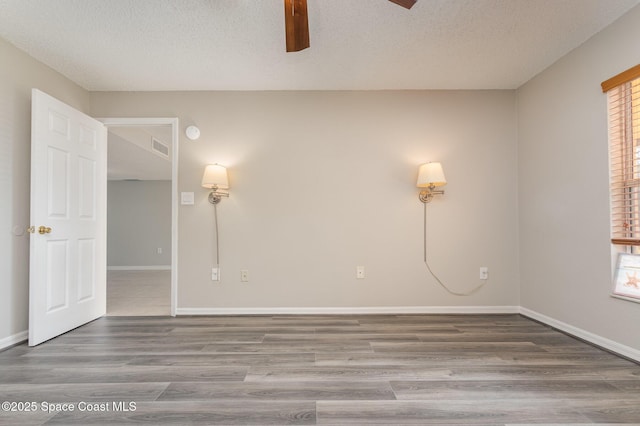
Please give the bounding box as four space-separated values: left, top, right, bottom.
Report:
417 162 446 187
202 164 229 189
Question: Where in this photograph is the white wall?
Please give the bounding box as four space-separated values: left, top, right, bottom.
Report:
91 90 519 312
107 180 171 268
0 37 90 347
517 5 640 352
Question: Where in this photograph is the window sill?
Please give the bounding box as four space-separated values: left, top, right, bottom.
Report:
610 293 640 304
611 239 640 246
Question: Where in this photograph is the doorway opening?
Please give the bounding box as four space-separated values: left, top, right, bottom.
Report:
101 118 178 317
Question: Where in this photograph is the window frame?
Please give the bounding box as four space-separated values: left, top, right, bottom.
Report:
603 64 640 303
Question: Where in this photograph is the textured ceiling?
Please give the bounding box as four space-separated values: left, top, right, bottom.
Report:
0 0 638 91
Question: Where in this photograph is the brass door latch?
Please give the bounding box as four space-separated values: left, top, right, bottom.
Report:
27 226 52 235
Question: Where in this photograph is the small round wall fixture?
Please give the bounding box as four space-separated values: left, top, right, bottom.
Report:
185 125 201 141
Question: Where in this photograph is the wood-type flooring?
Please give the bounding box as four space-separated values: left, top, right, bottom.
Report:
0 314 639 425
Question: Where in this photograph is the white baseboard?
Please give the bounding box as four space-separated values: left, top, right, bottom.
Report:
519 307 640 363
4 308 638 363
0 330 28 351
176 305 520 316
107 265 171 271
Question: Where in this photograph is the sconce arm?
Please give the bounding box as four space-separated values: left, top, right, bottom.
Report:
418 184 445 203
208 186 229 204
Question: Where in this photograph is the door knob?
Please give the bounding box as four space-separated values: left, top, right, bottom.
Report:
38 226 52 235
27 226 35 234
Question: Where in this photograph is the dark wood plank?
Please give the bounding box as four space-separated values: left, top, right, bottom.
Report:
48 332 265 344
126 353 316 367
390 379 624 400
263 333 421 342
0 354 132 368
315 352 504 367
0 366 247 384
158 381 395 401
371 341 545 353
245 366 453 382
316 400 591 424
201 342 374 354
0 409 57 426
577 400 640 423
46 401 316 425
0 383 169 402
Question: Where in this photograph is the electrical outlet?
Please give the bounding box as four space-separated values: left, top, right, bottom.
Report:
356 266 365 279
157 247 162 254
480 267 489 280
212 267 220 281
240 270 249 282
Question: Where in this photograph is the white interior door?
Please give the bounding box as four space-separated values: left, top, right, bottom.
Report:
29 89 107 346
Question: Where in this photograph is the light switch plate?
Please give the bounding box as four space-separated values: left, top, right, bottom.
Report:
181 192 195 205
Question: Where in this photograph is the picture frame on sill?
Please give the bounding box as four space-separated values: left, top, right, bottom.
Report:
613 253 640 301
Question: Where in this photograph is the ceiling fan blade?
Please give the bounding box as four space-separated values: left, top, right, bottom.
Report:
389 0 417 9
284 0 310 52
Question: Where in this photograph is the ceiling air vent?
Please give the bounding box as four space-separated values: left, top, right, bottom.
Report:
151 137 169 158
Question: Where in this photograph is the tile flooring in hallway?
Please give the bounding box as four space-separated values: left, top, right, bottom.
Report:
107 270 170 316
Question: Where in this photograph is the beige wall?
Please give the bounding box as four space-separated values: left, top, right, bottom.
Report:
107 180 172 268
517 5 640 352
3 2 638 354
91 90 519 311
0 37 90 346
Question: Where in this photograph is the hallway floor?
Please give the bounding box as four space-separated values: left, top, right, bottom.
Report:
107 270 170 316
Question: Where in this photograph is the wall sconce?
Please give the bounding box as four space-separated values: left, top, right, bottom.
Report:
417 162 446 203
417 161 486 296
202 164 229 204
202 164 229 281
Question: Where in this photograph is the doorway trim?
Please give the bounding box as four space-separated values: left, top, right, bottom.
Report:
99 117 179 317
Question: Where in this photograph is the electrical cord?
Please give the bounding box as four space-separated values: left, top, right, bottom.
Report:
423 202 486 296
214 202 220 267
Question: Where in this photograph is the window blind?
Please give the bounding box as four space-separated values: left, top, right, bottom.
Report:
605 66 640 245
